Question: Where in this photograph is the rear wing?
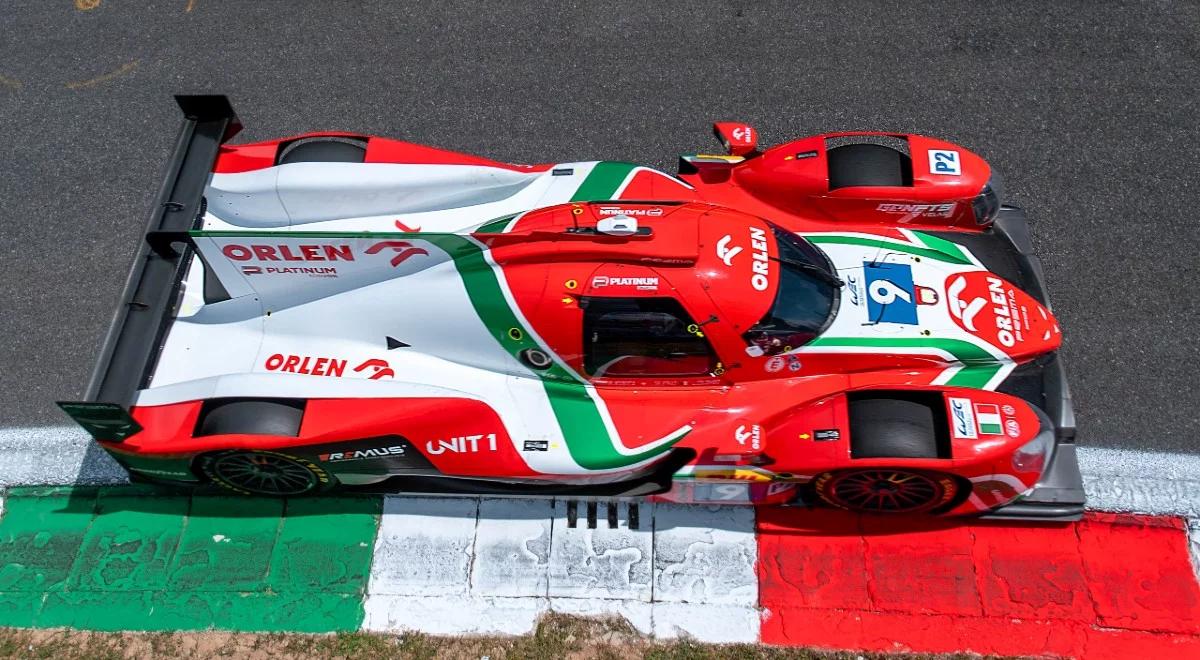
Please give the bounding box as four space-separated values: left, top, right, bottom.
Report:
57 96 240 441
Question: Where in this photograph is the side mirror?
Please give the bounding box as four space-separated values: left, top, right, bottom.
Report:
713 122 758 156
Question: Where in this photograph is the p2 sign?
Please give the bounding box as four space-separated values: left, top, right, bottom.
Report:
928 149 962 176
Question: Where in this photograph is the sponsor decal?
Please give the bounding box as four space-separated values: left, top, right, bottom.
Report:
264 353 348 377
393 219 421 232
246 266 337 277
863 262 918 324
319 446 406 462
928 149 962 175
949 397 978 439
787 356 802 372
1005 418 1021 438
974 403 1004 435
794 150 818 160
523 440 549 452
590 275 659 291
731 126 754 143
814 429 840 441
716 234 742 267
425 433 499 455
764 356 785 373
364 240 430 267
749 226 771 291
734 424 762 450
1002 404 1016 416
876 202 957 218
552 167 574 176
264 354 394 380
946 272 1028 349
352 358 395 380
222 243 355 263
598 206 664 217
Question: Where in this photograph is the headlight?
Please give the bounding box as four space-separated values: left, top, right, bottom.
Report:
971 173 1004 226
1011 429 1052 474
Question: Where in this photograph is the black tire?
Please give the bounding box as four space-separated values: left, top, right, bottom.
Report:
827 143 911 189
277 137 367 165
814 468 958 514
195 399 304 438
849 397 940 459
201 450 334 497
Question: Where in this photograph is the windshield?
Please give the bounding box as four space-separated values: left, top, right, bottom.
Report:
741 225 840 355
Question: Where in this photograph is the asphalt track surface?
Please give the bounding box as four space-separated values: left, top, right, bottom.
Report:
1 1 1198 453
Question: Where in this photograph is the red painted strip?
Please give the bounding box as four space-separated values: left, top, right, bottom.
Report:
758 510 1200 657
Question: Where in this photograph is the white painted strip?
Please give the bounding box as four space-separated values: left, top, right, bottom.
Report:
0 425 127 487
362 496 759 642
1077 446 1200 518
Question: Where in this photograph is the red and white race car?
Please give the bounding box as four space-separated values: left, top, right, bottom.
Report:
60 96 1084 518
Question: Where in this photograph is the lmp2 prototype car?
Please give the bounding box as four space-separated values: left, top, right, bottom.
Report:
59 96 1084 519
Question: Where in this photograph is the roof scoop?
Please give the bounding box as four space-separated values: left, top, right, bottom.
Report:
597 215 638 236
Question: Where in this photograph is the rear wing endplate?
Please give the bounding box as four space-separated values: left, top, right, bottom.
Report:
58 95 240 439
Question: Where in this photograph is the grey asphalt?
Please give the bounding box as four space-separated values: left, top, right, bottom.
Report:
1 1 1197 452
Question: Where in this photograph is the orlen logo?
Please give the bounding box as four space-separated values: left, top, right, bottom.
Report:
748 226 770 291
945 272 1028 349
223 244 354 262
734 424 762 450
264 354 393 380
598 206 663 217
365 241 430 267
731 126 753 143
716 235 742 267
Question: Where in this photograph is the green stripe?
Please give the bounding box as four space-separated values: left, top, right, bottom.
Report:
944 364 1002 388
569 162 639 201
0 487 379 632
474 213 519 234
807 337 1003 388
805 232 973 265
419 235 683 470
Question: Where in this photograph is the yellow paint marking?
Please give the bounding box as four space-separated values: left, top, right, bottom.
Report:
0 74 21 90
65 60 138 90
75 0 101 10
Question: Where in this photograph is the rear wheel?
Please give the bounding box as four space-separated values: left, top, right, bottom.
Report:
814 468 958 514
201 450 333 496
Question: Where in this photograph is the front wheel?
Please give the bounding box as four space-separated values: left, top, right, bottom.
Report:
813 468 959 514
200 450 334 496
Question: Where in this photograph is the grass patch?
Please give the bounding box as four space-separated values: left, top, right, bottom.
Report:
0 615 1023 659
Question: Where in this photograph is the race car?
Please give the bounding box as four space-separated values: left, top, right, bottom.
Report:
58 95 1084 519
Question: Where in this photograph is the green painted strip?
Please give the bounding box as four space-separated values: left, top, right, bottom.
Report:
0 487 380 632
806 233 973 265
569 161 638 201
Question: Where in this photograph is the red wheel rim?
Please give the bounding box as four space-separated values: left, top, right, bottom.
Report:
821 469 948 513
